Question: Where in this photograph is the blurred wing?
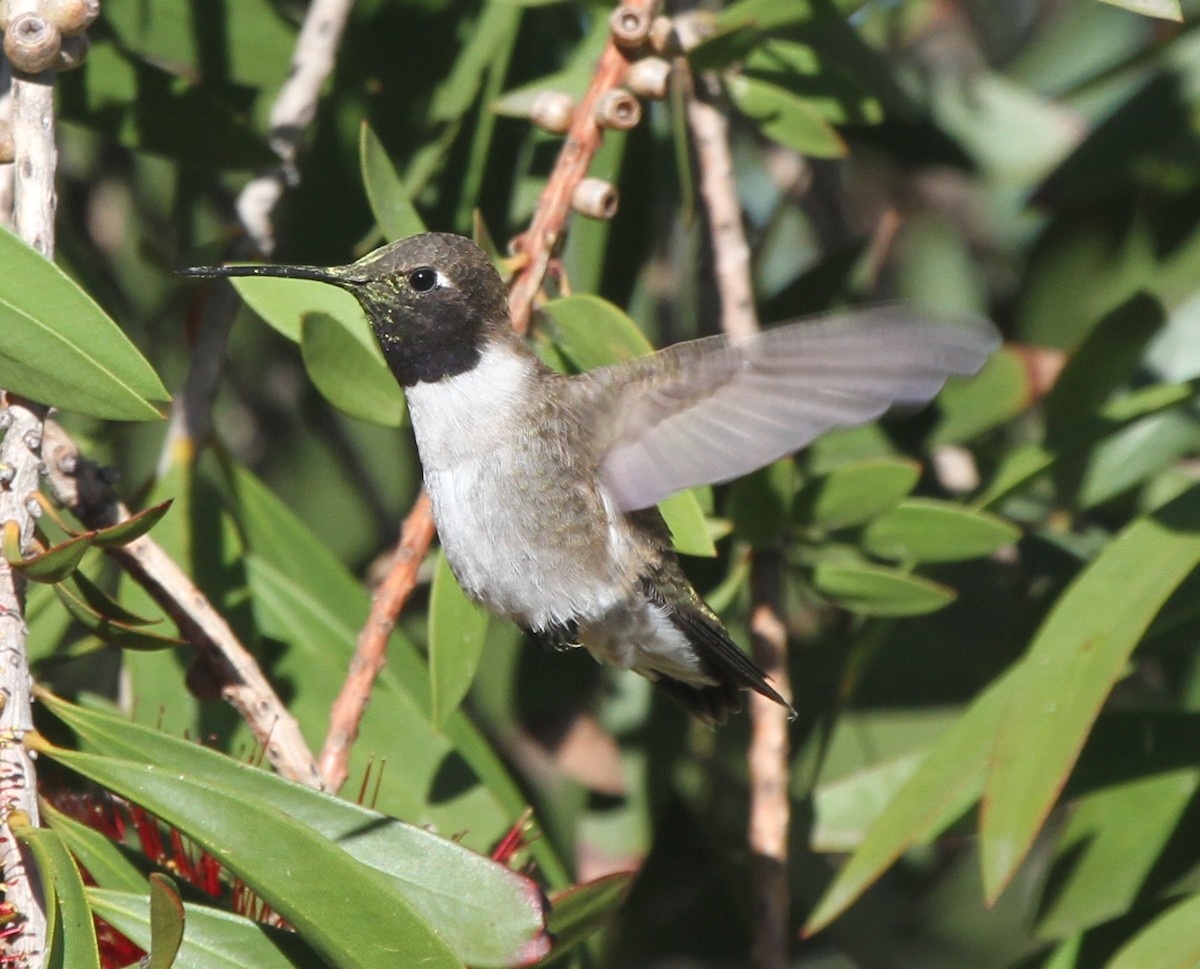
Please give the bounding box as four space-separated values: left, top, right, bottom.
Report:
584 307 999 512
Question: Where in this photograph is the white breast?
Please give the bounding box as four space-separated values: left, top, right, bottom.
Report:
404 345 626 629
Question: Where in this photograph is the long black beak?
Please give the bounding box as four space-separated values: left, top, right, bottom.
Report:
176 263 350 284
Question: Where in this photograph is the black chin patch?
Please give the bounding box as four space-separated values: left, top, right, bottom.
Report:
367 297 485 387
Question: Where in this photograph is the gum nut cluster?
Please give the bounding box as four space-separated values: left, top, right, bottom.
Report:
1 0 98 74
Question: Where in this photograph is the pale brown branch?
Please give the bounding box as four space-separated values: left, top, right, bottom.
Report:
0 7 58 959
685 61 793 969
41 422 324 790
318 491 434 791
507 0 656 335
322 0 659 791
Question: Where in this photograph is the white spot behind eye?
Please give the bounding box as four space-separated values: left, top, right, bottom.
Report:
436 270 454 289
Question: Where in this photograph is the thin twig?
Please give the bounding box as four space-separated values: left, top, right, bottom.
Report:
150 0 353 746
685 63 792 969
41 422 324 790
320 1 656 791
507 0 654 335
237 0 356 255
0 2 59 959
318 492 434 790
161 0 356 473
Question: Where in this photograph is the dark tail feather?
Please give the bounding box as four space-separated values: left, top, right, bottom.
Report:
640 579 794 725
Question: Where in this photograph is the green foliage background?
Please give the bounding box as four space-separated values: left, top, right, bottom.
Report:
6 0 1200 966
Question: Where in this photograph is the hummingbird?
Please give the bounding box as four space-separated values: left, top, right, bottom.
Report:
182 232 998 724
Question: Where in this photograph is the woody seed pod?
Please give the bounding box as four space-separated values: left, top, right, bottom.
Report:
529 91 576 135
55 30 89 71
4 12 62 74
41 0 99 34
648 16 678 55
572 177 619 221
609 4 650 49
593 89 641 131
626 57 672 100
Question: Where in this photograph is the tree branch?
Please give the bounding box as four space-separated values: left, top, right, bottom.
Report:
685 63 793 969
41 422 324 790
0 1 59 958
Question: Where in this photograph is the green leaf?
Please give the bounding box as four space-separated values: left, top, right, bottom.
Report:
1094 0 1182 20
146 874 185 969
862 499 1020 563
811 752 924 853
55 578 186 651
41 692 553 968
360 122 427 241
542 294 654 369
0 224 168 420
658 488 718 558
229 274 364 343
796 457 921 529
539 873 634 964
1106 892 1200 969
982 484 1200 903
931 346 1030 445
39 744 463 969
89 888 326 969
804 665 1022 934
43 802 146 895
811 563 956 616
12 819 101 969
1036 769 1200 937
724 75 846 159
974 379 1200 509
299 311 407 427
1043 293 1164 443
430 550 490 729
58 571 161 628
7 530 95 583
91 500 174 549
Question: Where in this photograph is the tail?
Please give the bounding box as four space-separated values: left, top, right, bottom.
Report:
640 579 794 726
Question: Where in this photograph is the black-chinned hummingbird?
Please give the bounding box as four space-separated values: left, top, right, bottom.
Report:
182 232 998 724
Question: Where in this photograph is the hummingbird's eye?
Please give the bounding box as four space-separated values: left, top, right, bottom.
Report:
409 268 438 293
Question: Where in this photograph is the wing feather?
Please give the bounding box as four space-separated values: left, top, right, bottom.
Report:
579 306 999 511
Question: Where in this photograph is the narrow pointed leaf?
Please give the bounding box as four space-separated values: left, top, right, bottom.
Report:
8 531 95 583
804 666 1021 935
38 744 463 969
40 694 552 967
146 874 185 969
812 563 956 616
725 74 846 158
300 311 407 426
981 484 1200 903
1095 0 1182 20
538 873 634 965
230 273 364 343
43 803 146 894
61 571 162 627
89 889 325 969
430 550 490 728
12 819 101 969
56 581 186 651
1106 892 1200 969
361 121 427 241
92 500 174 549
862 499 1020 563
0 224 169 420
